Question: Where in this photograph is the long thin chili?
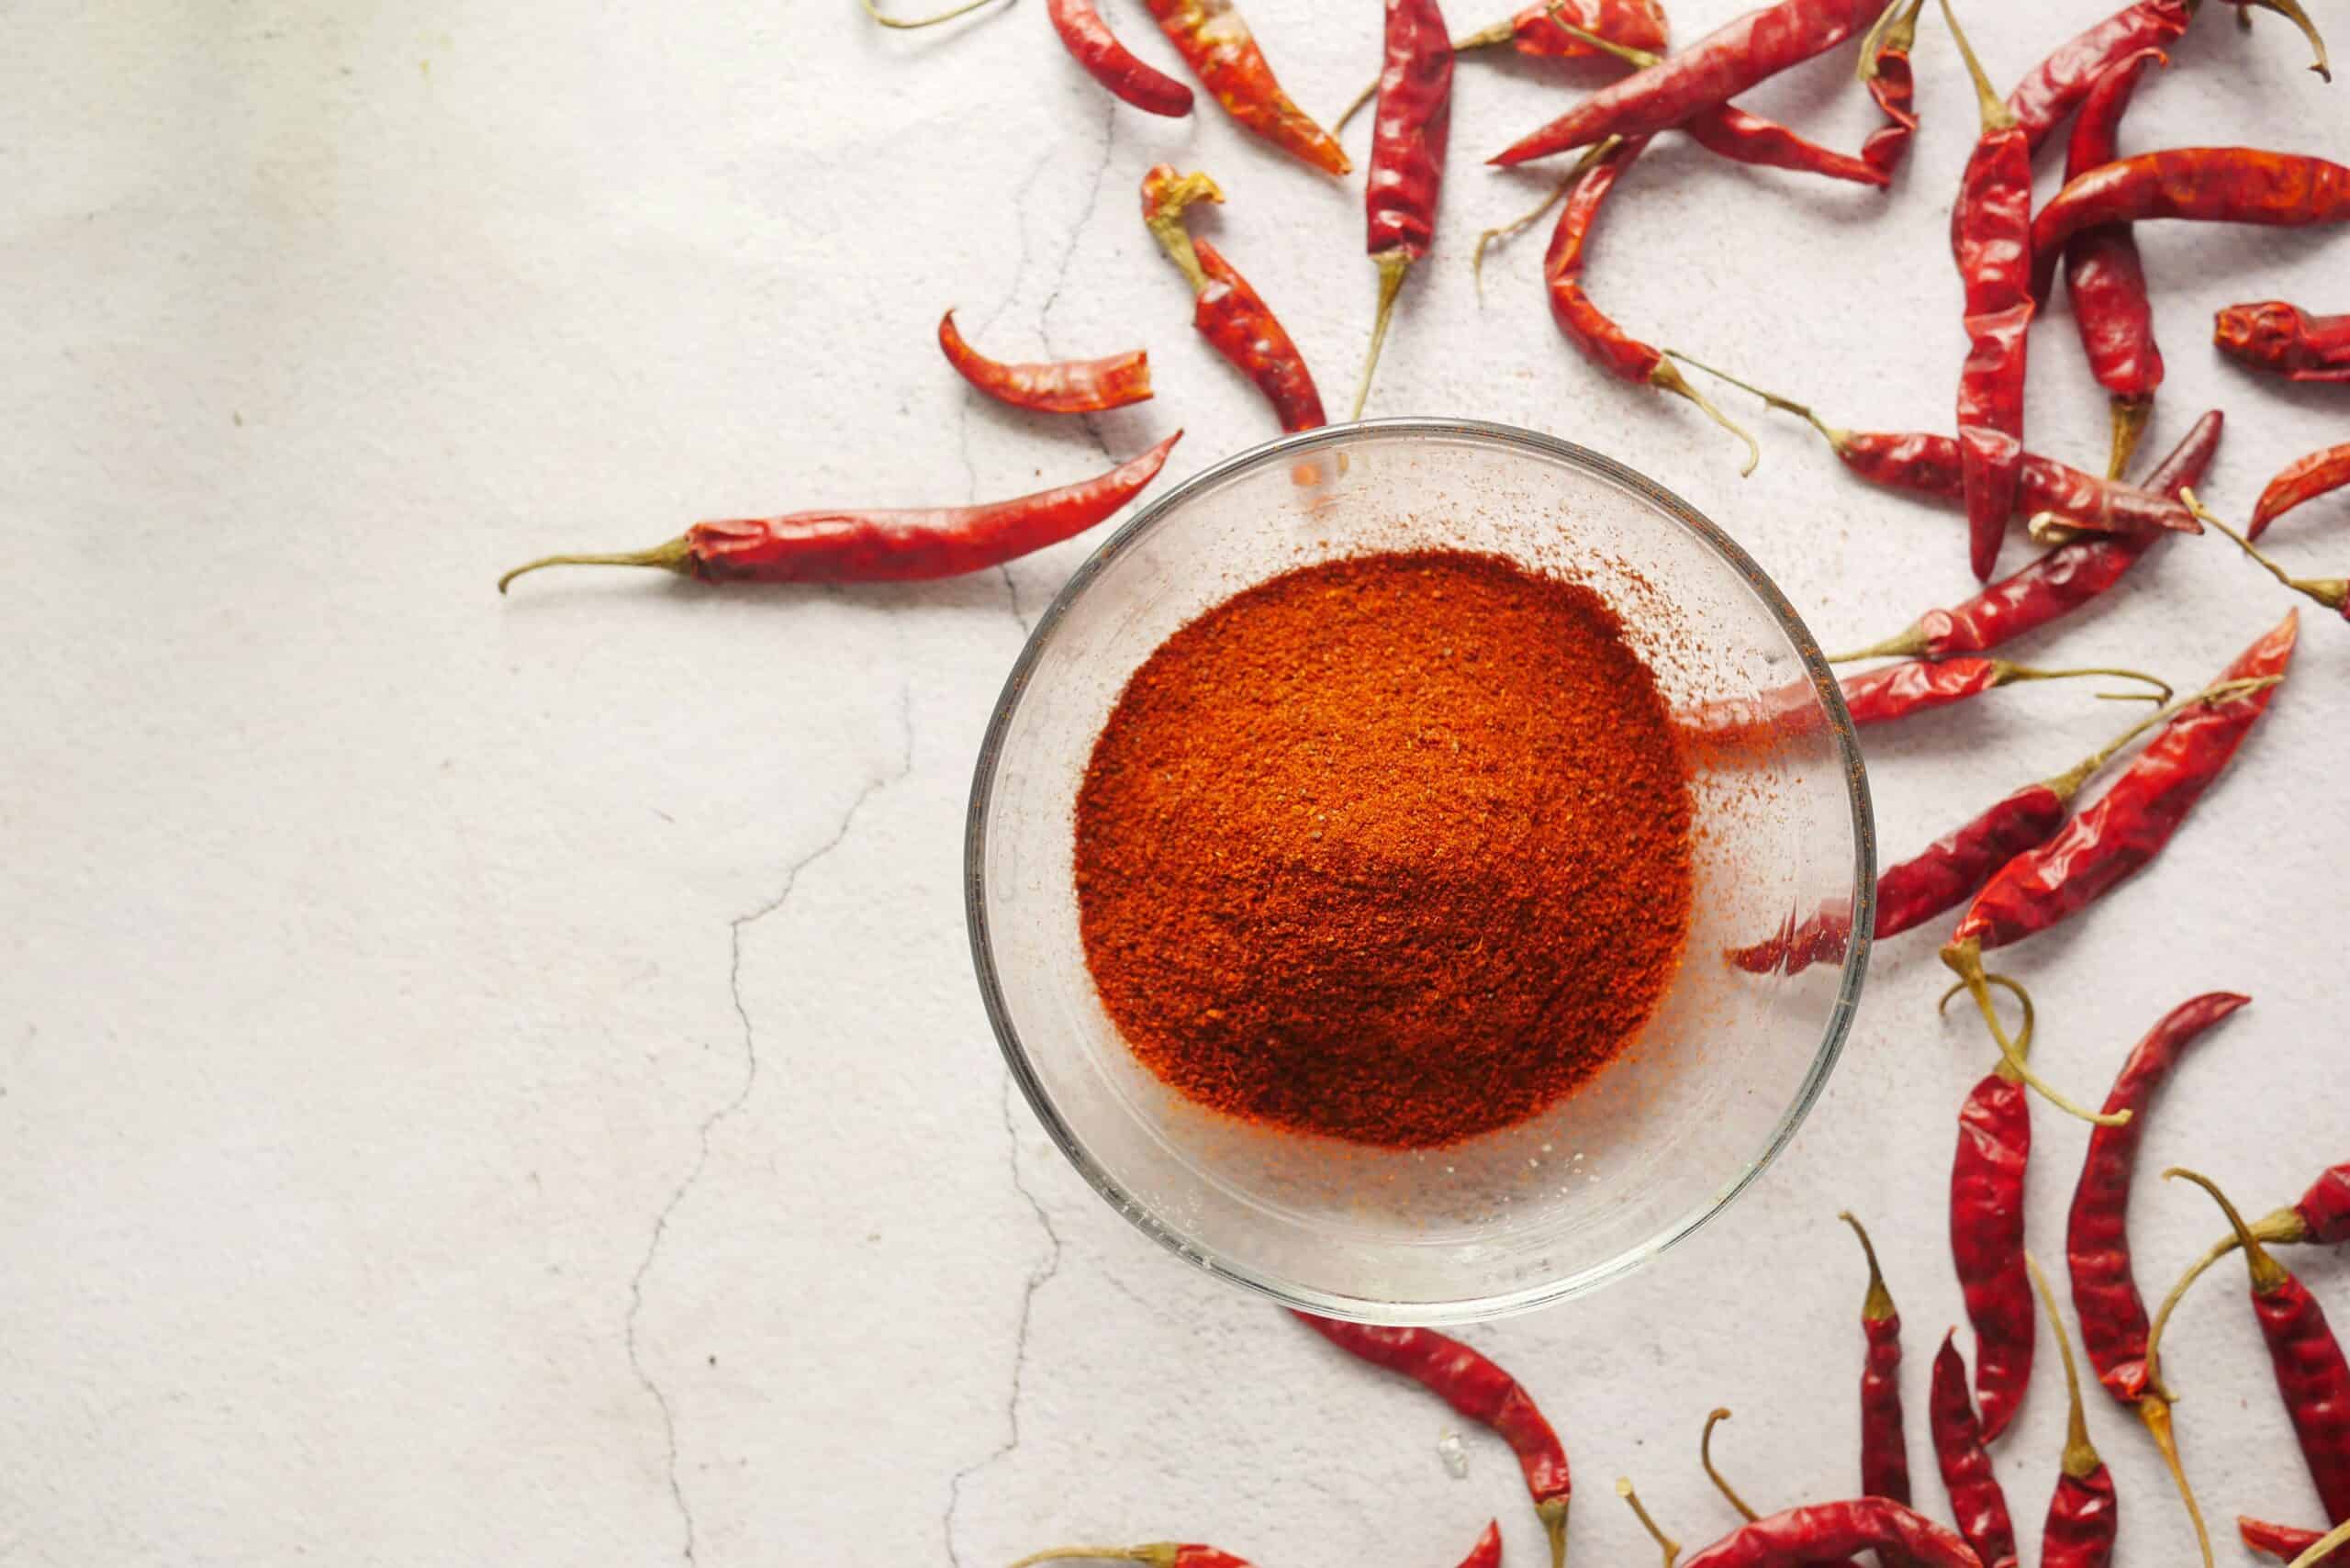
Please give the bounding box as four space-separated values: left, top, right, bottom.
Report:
2029 1254 2121 1568
1292 1313 1573 1568
2030 149 2350 299
2063 50 2165 477
1840 657 2167 722
2251 442 2350 540
1843 1214 1910 1507
1951 1030 2034 1446
2217 301 2350 383
937 309 1154 413
1141 168 1326 433
497 431 1181 592
1676 1500 1980 1568
1929 1334 2019 1567
1142 0 1348 174
1049 0 1197 116
1353 0 1453 420
1011 1523 1505 1568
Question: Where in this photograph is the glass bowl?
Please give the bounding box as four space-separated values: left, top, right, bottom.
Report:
965 419 1874 1323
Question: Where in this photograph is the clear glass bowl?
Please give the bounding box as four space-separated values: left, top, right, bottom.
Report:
965 420 1874 1323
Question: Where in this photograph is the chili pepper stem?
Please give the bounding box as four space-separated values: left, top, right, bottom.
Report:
1617 1479 1680 1568
1700 1408 1762 1522
1549 18 1658 66
2136 1393 2217 1568
1665 353 1853 456
1006 1548 1176 1568
1351 251 1414 421
497 536 697 593
2143 1204 2311 1393
1992 660 2173 703
2287 1522 2350 1568
2109 397 2152 481
1938 955 2131 1127
2025 1253 2102 1478
1935 0 2017 130
1334 78 1379 136
2164 1168 2290 1291
1539 1496 1570 1568
1451 18 1515 50
2243 0 2332 80
856 0 1006 27
1652 359 1761 476
1472 139 1617 297
1856 0 1926 82
2185 490 2350 611
1841 1212 1897 1321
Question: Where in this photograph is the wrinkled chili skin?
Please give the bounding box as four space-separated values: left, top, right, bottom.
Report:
2042 1466 2120 1568
1953 122 2037 580
2252 1272 2350 1522
1192 237 1326 431
1684 106 1889 187
1863 33 1920 176
1506 0 1670 57
1930 1334 2020 1568
1491 0 1886 164
1048 0 1197 116
1368 0 1453 264
1830 433 2198 535
2240 1518 2333 1563
2005 0 2189 151
1952 1067 2034 1445
2066 992 2252 1404
2252 442 2350 539
1545 136 1667 382
1457 1522 1505 1568
2217 301 2350 383
1841 659 2005 723
1950 612 2297 954
1676 1499 1982 1568
1860 1316 1911 1507
2302 1166 2350 1243
1143 0 1349 174
2064 51 2165 405
2030 149 2350 298
937 309 1154 413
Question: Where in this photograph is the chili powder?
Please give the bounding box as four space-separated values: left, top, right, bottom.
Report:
1073 549 1694 1149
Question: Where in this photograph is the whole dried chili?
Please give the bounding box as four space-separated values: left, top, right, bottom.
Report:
1352 0 1453 420
1859 0 1926 177
2244 1518 2344 1565
2217 301 2350 383
1141 0 1348 174
1842 1214 1911 1508
1942 0 2033 582
2063 50 2165 477
2250 443 2350 540
1048 0 1196 116
937 310 1154 413
1669 360 2199 539
2189 495 2350 622
1680 1500 1979 1568
1951 1025 2034 1446
1490 0 1886 165
1293 1314 1573 1568
1930 1332 2018 1568
2164 1168 2350 1522
1012 1523 1505 1568
2003 0 2327 149
2028 1254 2121 1568
1542 138 1759 473
2029 150 2350 300
2147 1161 2350 1398
1141 168 1326 433
496 431 1181 592
1832 410 2220 663
1729 688 2221 975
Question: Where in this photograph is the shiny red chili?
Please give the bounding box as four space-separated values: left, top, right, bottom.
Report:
1951 1045 2033 1447
1930 1332 2020 1567
1676 1499 1981 1568
2004 0 2326 148
2062 50 2165 477
1142 0 1348 174
2217 301 2350 383
1353 0 1453 420
937 309 1153 413
1048 0 1196 116
2252 442 2350 540
1141 167 1326 434
2030 149 2350 299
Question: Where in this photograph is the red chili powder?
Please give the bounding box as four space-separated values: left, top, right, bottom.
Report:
1073 549 1695 1149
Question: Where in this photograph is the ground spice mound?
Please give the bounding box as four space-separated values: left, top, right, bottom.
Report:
1073 549 1695 1149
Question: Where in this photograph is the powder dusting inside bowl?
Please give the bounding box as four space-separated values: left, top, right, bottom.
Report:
1071 548 1695 1149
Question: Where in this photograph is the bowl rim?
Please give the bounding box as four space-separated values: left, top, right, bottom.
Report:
963 416 1875 1323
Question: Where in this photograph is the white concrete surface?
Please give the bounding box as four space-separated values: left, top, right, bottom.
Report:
3 2 2344 1563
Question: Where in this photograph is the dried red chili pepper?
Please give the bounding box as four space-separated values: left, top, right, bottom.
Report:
1679 1500 1979 1568
1352 0 1453 420
2063 50 2165 477
1832 411 2219 662
2030 149 2350 300
1859 0 1926 177
1141 0 1348 174
2003 0 2326 149
1141 168 1326 434
1012 1523 1505 1568
2250 442 2350 540
1049 0 1196 116
2148 1160 2350 1398
1929 1337 2019 1566
1950 1028 2034 1447
1842 657 2167 722
1941 0 2033 582
2189 494 2350 622
2028 1255 2121 1568
2164 1168 2350 1523
1335 0 1672 133
1543 138 1757 473
1292 1314 1573 1568
937 310 1154 413
1841 1214 1911 1507
2216 300 2350 383
1490 0 1887 165
496 431 1181 592
1669 361 2200 540
2244 1518 2341 1565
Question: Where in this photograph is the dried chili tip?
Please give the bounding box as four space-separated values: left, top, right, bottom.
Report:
2184 489 2350 618
938 309 1155 414
1935 956 2130 1127
2251 442 2350 539
2239 0 2333 80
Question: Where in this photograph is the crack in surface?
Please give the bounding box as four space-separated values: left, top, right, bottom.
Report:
624 684 916 1562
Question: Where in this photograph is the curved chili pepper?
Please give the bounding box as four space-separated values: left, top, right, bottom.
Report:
2244 1518 2340 1564
2063 50 2165 477
1141 168 1326 434
2029 149 2350 300
2004 0 2325 148
1860 0 1926 177
1929 1335 2019 1565
937 310 1154 413
2190 496 2350 622
2217 301 2350 383
1048 0 1196 116
1292 1313 1572 1568
1141 0 1348 174
2165 1169 2350 1522
1353 0 1453 420
1491 0 1887 164
2029 1255 2121 1568
2251 442 2350 540
496 431 1181 592
1841 1214 1911 1506
1832 410 2219 662
1543 138 1758 473
1951 1037 2033 1447
1677 1499 1979 1568
1942 0 2033 582
1011 1524 1505 1568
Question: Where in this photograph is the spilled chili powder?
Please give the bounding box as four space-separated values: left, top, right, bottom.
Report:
1073 549 1694 1149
